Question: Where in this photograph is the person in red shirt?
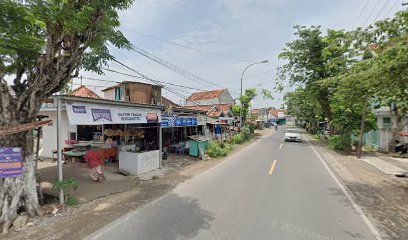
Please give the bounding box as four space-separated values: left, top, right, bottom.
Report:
84 145 105 182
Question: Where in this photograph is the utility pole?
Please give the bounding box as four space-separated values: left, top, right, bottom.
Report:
240 60 268 129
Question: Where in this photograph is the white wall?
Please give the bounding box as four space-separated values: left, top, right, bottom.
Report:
39 110 77 158
374 106 408 151
103 89 115 100
219 90 234 105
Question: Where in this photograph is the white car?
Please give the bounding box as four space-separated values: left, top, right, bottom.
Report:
284 128 302 142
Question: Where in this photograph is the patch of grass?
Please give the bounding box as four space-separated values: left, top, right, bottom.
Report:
312 134 321 140
65 195 78 206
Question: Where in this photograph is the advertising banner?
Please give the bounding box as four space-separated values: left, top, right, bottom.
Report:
66 102 161 125
0 147 23 178
161 114 197 127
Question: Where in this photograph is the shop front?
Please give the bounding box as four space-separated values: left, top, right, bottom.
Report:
160 109 207 156
39 96 164 177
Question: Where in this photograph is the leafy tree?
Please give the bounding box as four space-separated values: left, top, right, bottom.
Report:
0 0 134 233
239 88 257 123
278 26 354 124
281 9 408 154
283 87 322 133
322 60 378 153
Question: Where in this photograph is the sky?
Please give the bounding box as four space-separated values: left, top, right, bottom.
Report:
78 0 406 109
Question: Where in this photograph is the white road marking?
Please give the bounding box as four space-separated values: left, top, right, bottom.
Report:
303 134 383 240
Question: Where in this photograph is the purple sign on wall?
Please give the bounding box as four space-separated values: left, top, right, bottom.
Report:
0 147 23 178
72 105 86 113
91 108 112 122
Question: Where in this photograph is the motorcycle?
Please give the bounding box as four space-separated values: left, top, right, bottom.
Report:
395 141 408 155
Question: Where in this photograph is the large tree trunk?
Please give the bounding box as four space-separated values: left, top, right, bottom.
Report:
0 82 49 234
356 95 368 158
0 131 42 234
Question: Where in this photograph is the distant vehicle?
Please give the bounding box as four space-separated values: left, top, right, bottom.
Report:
284 128 302 142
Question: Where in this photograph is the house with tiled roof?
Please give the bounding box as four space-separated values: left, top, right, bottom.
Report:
269 109 287 119
185 103 234 126
161 97 180 108
185 89 234 106
70 85 101 99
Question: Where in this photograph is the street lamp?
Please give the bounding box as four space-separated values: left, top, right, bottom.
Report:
239 60 268 128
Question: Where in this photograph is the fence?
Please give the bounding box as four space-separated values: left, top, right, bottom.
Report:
351 130 381 150
363 130 381 149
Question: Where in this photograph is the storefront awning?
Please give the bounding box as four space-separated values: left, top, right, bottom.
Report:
66 101 161 125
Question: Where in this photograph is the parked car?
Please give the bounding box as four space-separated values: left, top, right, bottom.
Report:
284 128 302 142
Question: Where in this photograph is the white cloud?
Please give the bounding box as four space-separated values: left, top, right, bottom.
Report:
77 0 405 109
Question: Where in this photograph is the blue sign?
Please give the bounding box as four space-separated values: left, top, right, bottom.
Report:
161 114 197 127
0 147 23 178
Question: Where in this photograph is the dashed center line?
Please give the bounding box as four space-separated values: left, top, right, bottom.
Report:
268 160 277 176
279 143 283 150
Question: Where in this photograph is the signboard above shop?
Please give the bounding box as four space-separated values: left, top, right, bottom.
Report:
66 102 161 125
161 114 198 127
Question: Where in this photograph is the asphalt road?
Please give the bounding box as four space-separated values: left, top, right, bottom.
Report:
87 129 380 240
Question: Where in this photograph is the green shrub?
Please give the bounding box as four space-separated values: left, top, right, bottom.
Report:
231 134 245 144
327 135 352 153
241 127 251 141
248 123 256 134
207 141 232 158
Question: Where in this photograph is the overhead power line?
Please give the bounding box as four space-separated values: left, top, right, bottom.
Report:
355 0 371 27
385 0 401 18
88 70 211 93
373 0 392 22
130 46 224 90
363 0 383 26
124 28 256 64
107 60 203 105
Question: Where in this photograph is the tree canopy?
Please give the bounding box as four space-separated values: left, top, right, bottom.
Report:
0 0 135 234
280 9 408 152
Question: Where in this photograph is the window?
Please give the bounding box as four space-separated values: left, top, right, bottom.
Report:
69 132 77 140
383 117 391 129
114 87 121 101
286 129 300 133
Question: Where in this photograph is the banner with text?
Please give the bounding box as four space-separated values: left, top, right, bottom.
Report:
66 102 161 125
0 147 23 178
161 114 197 127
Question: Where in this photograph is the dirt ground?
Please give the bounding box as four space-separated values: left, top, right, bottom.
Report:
305 135 408 240
3 129 273 240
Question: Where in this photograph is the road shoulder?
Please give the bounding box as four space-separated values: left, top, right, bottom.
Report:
304 134 408 240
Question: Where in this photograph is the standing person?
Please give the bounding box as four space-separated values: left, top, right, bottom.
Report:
84 145 105 182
